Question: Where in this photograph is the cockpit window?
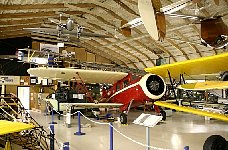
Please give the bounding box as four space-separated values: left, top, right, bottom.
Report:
131 74 139 81
123 80 129 88
116 84 120 91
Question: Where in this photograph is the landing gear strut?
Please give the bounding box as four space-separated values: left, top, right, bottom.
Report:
160 110 166 121
154 105 166 121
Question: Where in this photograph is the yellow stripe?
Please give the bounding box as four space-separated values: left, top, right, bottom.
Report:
0 120 34 135
154 101 228 122
145 52 228 78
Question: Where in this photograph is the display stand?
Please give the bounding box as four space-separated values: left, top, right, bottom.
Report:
49 108 57 124
133 113 162 150
74 111 85 135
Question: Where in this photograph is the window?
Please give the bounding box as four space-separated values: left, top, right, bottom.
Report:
116 84 120 91
123 80 129 88
131 74 139 81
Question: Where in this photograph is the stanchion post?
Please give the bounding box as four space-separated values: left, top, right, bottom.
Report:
50 124 55 150
44 101 48 116
74 111 85 136
110 122 113 150
146 126 150 150
49 107 57 124
63 142 70 150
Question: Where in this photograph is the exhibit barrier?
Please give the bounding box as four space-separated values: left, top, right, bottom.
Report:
47 126 71 150
47 104 190 150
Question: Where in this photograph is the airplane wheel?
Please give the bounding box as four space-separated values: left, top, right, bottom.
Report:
160 110 166 121
203 135 227 150
120 113 127 124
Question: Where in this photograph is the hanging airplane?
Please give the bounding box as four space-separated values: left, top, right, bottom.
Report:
23 14 112 40
120 0 228 49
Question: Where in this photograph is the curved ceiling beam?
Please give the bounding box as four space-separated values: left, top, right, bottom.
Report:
113 0 139 16
89 39 137 68
90 39 135 67
65 3 161 63
81 41 125 66
64 8 151 69
146 37 177 62
0 3 66 10
101 38 146 68
123 42 156 66
166 39 190 60
66 3 142 34
112 45 146 68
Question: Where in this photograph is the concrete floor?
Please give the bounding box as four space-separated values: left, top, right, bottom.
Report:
30 110 228 150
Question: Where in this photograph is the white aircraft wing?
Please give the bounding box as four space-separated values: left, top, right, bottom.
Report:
28 67 128 84
23 28 59 35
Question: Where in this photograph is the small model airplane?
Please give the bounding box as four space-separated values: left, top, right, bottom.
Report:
28 52 228 124
23 14 112 40
120 0 228 49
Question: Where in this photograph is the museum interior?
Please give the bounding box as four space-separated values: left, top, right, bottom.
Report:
0 0 228 150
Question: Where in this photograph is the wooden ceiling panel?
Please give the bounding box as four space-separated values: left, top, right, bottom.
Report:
0 1 227 70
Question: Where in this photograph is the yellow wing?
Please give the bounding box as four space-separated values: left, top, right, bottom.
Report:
154 101 228 122
0 120 34 135
145 53 228 78
177 81 228 90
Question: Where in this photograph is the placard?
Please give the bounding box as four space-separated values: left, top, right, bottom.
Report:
0 76 20 85
133 113 162 127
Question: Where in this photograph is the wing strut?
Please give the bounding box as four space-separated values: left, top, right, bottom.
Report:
167 70 177 103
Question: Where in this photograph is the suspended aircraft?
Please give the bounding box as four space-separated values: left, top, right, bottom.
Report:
120 0 228 49
23 14 112 40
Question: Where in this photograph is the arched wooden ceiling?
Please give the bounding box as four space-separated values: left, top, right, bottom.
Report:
0 0 227 70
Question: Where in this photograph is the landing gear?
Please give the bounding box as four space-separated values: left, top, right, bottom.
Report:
120 113 127 124
160 110 166 121
203 135 227 150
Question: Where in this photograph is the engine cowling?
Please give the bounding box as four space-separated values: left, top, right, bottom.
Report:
139 74 166 99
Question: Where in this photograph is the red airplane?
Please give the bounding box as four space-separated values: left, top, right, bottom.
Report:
27 51 228 124
27 68 167 124
101 73 166 124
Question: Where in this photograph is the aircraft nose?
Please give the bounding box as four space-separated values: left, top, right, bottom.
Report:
146 74 165 96
139 74 166 100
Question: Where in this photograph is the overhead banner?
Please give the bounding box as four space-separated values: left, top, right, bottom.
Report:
0 76 20 85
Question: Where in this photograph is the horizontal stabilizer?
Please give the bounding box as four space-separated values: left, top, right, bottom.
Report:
154 101 228 122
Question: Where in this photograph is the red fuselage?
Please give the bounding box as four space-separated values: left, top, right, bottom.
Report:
102 73 166 112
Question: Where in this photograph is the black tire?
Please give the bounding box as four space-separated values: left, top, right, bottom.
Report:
120 113 127 124
160 110 166 121
203 135 227 150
